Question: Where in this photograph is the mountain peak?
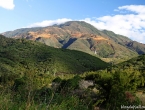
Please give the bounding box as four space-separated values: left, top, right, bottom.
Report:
2 21 145 63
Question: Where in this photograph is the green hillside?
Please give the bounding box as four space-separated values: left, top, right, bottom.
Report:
114 54 145 71
0 35 110 110
0 35 109 75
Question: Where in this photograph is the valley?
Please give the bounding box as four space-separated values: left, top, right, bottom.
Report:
0 21 145 110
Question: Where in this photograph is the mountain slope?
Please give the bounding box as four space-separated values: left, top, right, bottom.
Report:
126 41 145 54
2 21 145 63
114 54 145 71
0 35 109 75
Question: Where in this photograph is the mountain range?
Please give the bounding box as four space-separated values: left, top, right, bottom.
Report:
2 21 145 63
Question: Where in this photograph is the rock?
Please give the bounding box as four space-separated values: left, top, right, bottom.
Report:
79 80 94 89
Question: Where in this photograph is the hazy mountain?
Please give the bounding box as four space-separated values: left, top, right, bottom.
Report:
2 21 145 63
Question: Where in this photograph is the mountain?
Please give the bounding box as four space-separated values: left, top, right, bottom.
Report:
125 41 145 54
2 21 145 63
0 35 145 109
0 35 109 75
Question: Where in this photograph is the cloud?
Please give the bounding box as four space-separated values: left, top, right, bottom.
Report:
27 5 145 44
82 5 145 43
0 0 15 10
28 18 72 27
118 5 145 14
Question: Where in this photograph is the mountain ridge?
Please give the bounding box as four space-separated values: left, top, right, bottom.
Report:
2 21 145 63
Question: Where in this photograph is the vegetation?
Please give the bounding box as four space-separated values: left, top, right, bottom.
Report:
0 35 109 75
0 35 145 110
2 21 145 64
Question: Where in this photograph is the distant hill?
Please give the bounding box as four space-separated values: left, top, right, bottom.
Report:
125 41 145 54
0 35 109 75
114 54 145 71
2 21 145 63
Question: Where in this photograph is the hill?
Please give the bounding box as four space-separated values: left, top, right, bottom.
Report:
0 35 109 75
114 54 145 71
0 35 145 110
2 21 145 63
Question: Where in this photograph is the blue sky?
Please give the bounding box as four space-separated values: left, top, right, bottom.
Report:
0 0 145 43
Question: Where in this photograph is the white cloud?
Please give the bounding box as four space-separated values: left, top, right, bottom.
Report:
0 0 15 10
27 5 145 44
82 5 145 44
28 18 72 27
118 5 145 14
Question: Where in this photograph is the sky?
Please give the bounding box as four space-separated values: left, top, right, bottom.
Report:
0 0 145 43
